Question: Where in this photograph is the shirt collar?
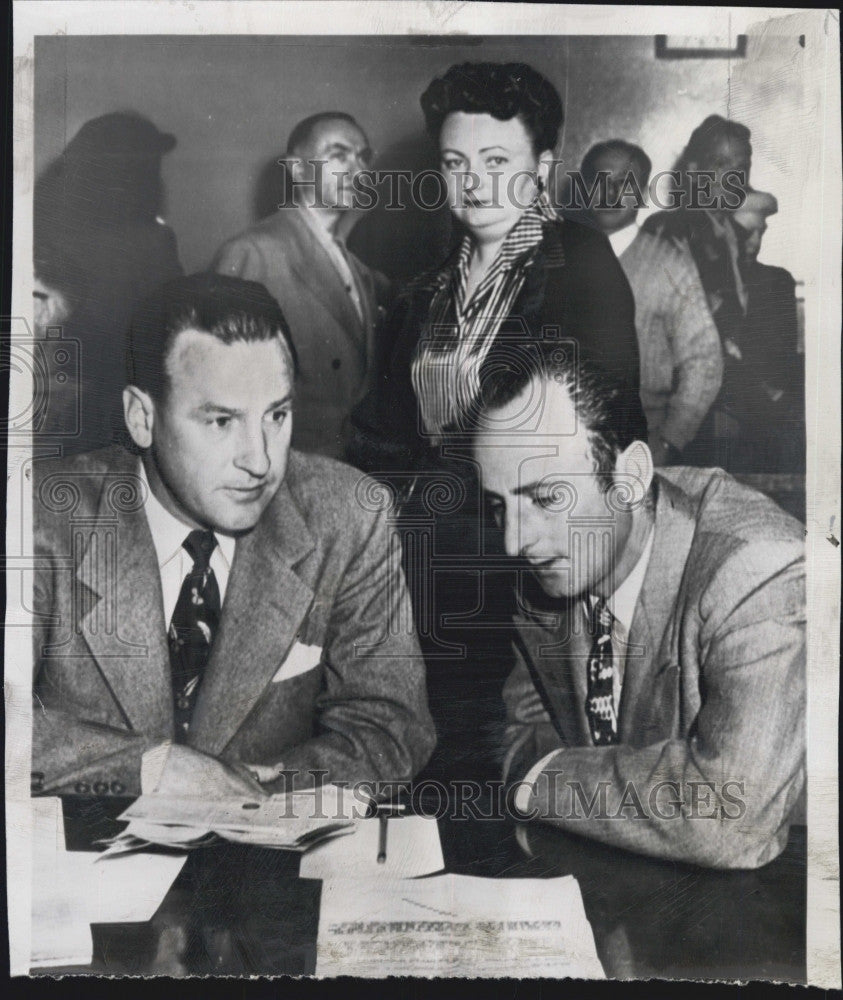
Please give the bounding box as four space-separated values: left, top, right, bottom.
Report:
137 459 235 571
608 222 640 259
599 524 655 634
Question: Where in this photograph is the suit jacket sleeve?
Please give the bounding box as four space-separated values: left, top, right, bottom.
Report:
32 548 155 797
513 540 805 869
266 495 436 792
212 236 270 287
660 252 724 449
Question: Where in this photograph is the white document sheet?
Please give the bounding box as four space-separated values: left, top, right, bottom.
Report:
300 816 444 880
31 798 187 968
316 873 604 978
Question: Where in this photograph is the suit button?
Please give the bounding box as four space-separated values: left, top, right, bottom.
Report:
93 781 109 795
31 772 44 793
110 781 126 795
74 781 90 795
331 358 341 370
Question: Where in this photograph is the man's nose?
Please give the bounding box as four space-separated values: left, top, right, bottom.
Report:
503 503 533 558
234 423 270 478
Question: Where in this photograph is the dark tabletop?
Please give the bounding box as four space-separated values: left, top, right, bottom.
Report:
39 795 805 981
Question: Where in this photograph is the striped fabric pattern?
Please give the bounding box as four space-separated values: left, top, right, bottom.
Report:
411 195 557 439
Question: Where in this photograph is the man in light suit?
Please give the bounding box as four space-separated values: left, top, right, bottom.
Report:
31 273 434 798
213 112 389 460
472 342 805 869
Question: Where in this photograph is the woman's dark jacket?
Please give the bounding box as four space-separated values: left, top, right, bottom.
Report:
350 216 639 476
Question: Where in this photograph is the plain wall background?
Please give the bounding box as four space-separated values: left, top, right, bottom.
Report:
34 31 809 280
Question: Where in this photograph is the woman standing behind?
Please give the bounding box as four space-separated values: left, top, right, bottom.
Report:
351 63 638 782
353 62 638 474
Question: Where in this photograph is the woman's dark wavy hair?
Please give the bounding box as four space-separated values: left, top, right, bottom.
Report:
420 62 564 155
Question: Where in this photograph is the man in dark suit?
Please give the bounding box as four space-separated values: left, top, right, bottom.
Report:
213 113 389 460
31 273 434 798
472 342 805 869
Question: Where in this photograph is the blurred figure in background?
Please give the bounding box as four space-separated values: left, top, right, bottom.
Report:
723 191 805 473
643 115 752 468
33 111 183 454
579 140 722 465
213 112 391 460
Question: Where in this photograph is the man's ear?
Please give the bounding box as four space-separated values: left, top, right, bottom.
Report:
123 385 155 450
33 287 68 333
287 153 307 184
613 440 654 509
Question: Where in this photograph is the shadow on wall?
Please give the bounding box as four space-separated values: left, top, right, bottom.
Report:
347 132 457 282
252 151 287 223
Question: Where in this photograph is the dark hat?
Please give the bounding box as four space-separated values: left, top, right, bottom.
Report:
66 111 177 161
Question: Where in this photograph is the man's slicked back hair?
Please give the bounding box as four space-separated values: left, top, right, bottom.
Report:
475 340 648 490
127 272 298 401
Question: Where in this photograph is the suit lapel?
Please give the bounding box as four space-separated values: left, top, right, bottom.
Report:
76 451 173 737
618 476 698 742
514 583 591 745
283 209 368 345
188 479 316 758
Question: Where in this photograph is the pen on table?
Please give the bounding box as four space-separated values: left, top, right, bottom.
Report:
377 812 388 864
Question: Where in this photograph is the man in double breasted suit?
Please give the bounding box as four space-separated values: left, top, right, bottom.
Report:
473 343 805 869
31 273 434 798
213 112 389 460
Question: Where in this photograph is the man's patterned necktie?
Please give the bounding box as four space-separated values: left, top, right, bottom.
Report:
168 529 221 741
586 597 618 746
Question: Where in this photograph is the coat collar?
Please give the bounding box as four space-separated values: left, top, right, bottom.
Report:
617 474 698 737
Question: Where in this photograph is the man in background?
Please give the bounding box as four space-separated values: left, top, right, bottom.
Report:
578 140 722 466
213 112 390 460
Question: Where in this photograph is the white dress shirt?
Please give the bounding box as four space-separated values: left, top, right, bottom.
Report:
138 461 236 626
515 527 655 812
607 221 640 260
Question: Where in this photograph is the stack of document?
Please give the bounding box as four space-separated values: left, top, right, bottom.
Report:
99 789 356 858
316 872 604 978
31 798 186 969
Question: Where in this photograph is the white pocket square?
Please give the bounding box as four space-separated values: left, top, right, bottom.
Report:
271 642 323 683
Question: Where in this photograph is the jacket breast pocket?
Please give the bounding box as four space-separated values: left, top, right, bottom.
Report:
271 642 323 684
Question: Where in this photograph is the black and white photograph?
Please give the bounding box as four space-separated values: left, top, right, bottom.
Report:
5 1 841 985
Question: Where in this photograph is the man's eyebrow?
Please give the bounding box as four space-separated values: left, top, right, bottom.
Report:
196 403 241 416
264 395 293 412
512 479 552 497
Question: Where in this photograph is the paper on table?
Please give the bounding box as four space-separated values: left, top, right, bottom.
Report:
116 787 355 851
31 797 92 968
300 816 444 880
31 798 187 967
316 873 604 979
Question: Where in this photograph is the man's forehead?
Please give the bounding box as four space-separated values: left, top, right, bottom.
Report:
308 118 366 151
166 328 289 379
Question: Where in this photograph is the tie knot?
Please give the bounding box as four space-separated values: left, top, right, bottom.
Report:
183 529 217 570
